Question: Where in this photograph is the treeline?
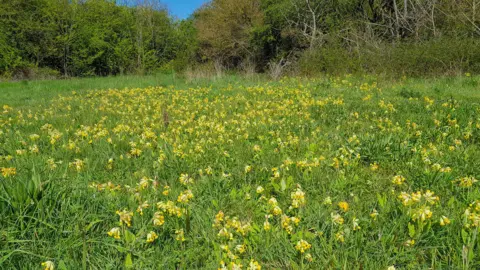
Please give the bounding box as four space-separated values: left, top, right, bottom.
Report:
0 0 196 79
195 0 480 77
1 0 480 80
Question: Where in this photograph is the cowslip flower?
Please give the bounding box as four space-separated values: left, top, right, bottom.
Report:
411 206 433 222
177 189 194 203
136 201 150 215
41 261 55 270
331 212 344 225
392 175 405 185
179 173 194 185
107 227 121 239
404 239 415 247
116 209 133 227
440 216 451 226
352 217 361 231
153 212 165 226
295 239 311 253
291 185 306 208
1 167 16 178
175 229 186 242
146 231 158 243
248 259 261 270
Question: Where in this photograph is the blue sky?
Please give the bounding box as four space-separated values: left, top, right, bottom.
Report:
163 0 208 19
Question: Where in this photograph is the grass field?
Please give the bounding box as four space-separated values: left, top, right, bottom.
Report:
1 74 480 269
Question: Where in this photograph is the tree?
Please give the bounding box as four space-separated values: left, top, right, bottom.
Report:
195 0 265 67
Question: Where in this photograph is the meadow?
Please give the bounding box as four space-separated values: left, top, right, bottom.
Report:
1 74 480 269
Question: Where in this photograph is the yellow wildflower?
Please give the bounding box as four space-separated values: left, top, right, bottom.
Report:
338 201 349 212
116 209 133 227
107 227 121 239
41 261 55 270
146 231 158 243
295 239 311 253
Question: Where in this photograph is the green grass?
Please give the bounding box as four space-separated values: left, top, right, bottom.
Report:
0 73 267 107
1 74 480 269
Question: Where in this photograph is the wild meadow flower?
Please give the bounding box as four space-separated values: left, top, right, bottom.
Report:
116 209 133 227
107 227 121 239
338 201 349 212
291 186 306 208
175 229 186 242
157 201 183 217
411 206 433 222
248 259 261 270
177 189 194 204
153 212 165 226
256 186 264 194
263 215 272 231
295 239 311 253
398 192 413 206
217 227 233 240
138 177 150 190
331 212 344 225
281 215 294 234
335 231 345 243
440 216 451 226
392 175 405 185
136 201 150 215
146 231 158 243
162 185 170 196
272 206 282 216
69 159 85 172
41 261 55 270
235 244 246 254
130 147 142 157
214 211 224 228
454 176 478 187
47 158 58 170
352 217 361 231
423 190 439 205
1 167 16 178
404 239 415 247
179 173 194 185
106 158 114 170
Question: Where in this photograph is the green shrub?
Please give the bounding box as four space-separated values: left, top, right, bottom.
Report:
298 38 480 77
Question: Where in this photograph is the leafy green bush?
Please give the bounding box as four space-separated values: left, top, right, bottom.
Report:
298 38 480 77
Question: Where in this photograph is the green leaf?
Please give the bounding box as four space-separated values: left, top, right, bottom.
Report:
408 223 416 238
376 193 386 208
461 229 468 244
280 178 287 192
211 199 218 208
124 229 136 244
290 260 300 270
447 197 455 207
85 219 103 232
125 253 133 269
57 260 68 270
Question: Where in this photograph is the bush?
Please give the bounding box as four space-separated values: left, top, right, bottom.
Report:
10 66 61 81
297 38 480 77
